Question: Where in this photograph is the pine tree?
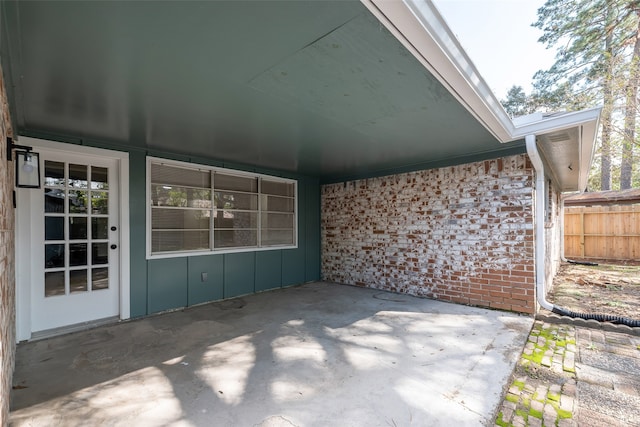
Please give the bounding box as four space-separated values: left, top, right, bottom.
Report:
533 0 638 190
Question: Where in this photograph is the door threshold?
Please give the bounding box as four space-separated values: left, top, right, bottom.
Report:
30 316 120 341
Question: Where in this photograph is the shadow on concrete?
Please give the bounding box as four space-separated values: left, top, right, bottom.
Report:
10 282 533 426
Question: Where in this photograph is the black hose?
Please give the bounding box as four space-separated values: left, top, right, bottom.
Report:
566 259 599 266
552 306 640 327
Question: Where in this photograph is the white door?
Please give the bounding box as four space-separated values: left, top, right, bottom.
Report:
29 150 120 333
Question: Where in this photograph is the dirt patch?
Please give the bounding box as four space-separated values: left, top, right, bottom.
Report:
548 262 640 319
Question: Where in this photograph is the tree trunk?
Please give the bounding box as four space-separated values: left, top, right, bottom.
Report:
601 9 615 191
620 8 640 190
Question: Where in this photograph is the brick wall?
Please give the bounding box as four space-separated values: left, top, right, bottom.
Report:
0 67 15 425
322 155 536 314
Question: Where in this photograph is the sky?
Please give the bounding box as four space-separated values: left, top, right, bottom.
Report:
433 0 556 100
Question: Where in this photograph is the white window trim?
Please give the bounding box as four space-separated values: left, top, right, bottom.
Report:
146 156 298 259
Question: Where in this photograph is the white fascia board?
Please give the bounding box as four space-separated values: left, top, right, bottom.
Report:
361 0 515 142
513 107 601 192
511 107 602 140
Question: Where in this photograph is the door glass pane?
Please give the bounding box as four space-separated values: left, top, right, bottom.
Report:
69 190 88 213
69 164 88 188
69 243 87 266
91 192 108 214
44 161 65 187
69 217 88 240
92 217 109 239
45 244 65 268
91 167 109 190
92 268 109 290
70 269 88 293
45 271 65 297
92 243 108 265
45 217 64 240
45 189 65 213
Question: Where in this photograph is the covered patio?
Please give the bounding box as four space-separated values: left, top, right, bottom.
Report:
10 283 532 426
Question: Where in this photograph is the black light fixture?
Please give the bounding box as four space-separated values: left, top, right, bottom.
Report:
7 137 41 188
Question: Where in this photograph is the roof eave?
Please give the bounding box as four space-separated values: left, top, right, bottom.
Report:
362 0 602 192
361 0 515 142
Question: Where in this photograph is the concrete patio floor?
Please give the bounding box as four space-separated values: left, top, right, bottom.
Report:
10 282 533 426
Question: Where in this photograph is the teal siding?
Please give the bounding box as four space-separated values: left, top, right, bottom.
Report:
282 178 307 286
305 178 321 282
129 151 148 317
188 255 224 305
255 251 282 292
224 252 256 298
148 258 188 313
19 139 320 317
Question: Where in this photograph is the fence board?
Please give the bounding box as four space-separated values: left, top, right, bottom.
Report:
564 205 640 261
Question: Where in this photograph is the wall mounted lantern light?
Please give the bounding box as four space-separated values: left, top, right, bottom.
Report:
7 137 41 188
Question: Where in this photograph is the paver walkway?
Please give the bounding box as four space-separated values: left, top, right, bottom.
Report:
495 318 640 427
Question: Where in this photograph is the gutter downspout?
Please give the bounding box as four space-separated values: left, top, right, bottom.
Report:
526 135 640 327
525 135 554 311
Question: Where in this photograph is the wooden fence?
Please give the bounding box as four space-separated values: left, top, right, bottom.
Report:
564 204 640 261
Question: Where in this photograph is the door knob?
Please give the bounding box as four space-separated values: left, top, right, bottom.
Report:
110 244 117 250
111 226 117 231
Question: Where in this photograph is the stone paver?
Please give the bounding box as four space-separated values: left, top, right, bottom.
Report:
495 319 640 427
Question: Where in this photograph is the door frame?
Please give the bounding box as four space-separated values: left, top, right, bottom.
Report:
15 137 130 341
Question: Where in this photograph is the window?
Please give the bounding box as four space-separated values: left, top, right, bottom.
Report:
147 158 296 257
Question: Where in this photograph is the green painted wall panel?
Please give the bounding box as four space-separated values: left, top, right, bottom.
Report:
129 151 148 317
283 180 306 286
188 255 224 305
224 252 256 298
255 251 282 292
305 178 321 282
147 257 188 314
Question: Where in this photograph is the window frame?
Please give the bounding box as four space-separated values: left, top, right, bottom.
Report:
146 157 297 259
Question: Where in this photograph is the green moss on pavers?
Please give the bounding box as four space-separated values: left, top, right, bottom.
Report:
513 380 525 390
505 394 519 404
521 396 531 407
547 392 561 402
515 409 529 421
495 412 509 427
549 401 572 419
529 408 543 419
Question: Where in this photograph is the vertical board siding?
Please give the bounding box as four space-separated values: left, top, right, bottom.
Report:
129 151 149 317
322 155 537 314
305 178 321 282
148 258 188 313
255 250 283 292
188 255 224 305
564 205 640 260
126 153 320 316
224 252 256 298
